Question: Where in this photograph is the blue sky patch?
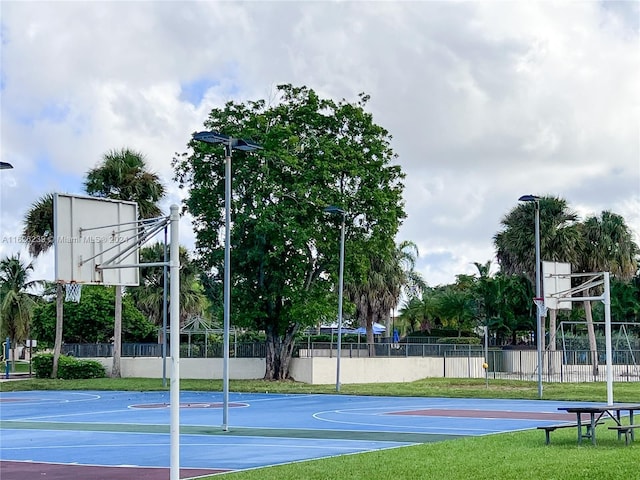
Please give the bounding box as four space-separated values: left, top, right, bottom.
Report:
179 77 220 106
40 102 70 123
33 153 83 193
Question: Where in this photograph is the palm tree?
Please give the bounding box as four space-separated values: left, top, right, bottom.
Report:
22 194 55 257
129 243 207 336
576 211 639 375
0 254 41 367
346 240 425 352
494 196 581 353
398 297 426 334
22 193 66 378
84 148 166 219
434 286 477 337
85 148 166 377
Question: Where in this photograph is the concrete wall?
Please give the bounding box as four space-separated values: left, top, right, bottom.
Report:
290 356 484 384
90 356 485 384
92 357 266 380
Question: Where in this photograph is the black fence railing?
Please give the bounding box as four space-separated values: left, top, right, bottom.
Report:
59 342 640 383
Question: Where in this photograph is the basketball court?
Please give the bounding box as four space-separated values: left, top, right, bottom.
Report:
0 390 603 479
6 193 623 480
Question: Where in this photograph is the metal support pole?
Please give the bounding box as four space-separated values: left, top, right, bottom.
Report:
484 325 489 388
336 213 345 392
604 272 613 405
191 131 261 430
534 202 543 399
223 144 232 431
4 337 9 379
162 225 168 388
169 205 180 480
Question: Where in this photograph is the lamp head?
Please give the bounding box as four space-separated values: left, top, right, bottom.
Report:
518 194 540 202
193 131 229 145
193 131 262 152
323 206 345 215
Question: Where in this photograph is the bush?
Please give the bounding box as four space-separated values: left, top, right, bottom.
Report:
32 353 53 378
237 331 266 342
32 353 106 379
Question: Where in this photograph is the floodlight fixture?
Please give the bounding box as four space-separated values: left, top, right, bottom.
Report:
518 194 540 202
193 131 262 153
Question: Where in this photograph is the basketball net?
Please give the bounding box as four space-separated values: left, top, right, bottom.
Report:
65 282 82 303
533 297 548 317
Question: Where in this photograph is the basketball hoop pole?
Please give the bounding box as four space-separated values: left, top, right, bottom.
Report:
534 202 543 399
604 272 613 405
169 205 180 480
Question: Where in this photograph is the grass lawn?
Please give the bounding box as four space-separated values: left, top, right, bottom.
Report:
1 377 638 479
0 360 31 374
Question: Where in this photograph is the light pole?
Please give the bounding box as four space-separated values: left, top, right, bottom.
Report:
193 131 262 430
324 206 345 392
518 194 543 399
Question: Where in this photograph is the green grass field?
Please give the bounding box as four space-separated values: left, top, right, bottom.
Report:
1 377 638 479
0 360 31 374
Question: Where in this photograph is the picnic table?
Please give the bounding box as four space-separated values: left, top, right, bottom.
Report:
556 403 640 445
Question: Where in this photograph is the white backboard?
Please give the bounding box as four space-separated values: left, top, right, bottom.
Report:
54 193 140 286
543 261 572 310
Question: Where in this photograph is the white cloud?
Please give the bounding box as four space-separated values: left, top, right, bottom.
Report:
1 1 638 288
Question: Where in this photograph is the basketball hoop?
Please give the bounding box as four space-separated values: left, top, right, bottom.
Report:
533 297 547 316
65 282 83 303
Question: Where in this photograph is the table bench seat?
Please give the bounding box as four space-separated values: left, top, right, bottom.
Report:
538 423 579 445
608 425 640 445
538 422 603 445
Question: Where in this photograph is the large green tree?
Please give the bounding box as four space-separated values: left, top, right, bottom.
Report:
174 84 405 379
0 254 41 365
85 148 166 377
31 285 155 345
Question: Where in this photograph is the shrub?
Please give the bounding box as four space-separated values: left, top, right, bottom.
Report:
32 353 54 378
32 353 106 379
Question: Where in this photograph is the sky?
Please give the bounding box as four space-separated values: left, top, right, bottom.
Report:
1 0 639 289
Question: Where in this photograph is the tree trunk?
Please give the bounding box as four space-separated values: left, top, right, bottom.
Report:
112 286 122 378
366 313 376 357
263 323 297 380
548 308 557 376
548 309 557 351
583 291 598 376
51 284 64 379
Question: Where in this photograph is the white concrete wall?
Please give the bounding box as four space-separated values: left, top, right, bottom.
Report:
92 357 266 380
89 356 485 384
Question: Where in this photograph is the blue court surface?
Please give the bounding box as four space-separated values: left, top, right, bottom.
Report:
0 391 599 479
